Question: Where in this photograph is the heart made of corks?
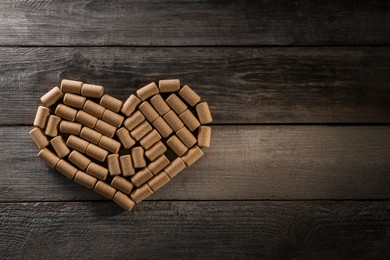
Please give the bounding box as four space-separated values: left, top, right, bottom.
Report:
29 79 212 212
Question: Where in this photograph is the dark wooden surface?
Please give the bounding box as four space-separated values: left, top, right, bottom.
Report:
1 1 389 259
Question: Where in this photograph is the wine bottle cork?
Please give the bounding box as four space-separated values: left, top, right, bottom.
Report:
94 120 116 138
66 135 89 153
148 171 170 192
74 170 97 189
139 129 161 150
34 106 50 129
163 157 186 179
81 83 104 98
50 136 70 158
60 79 83 94
138 101 159 123
44 115 61 137
120 155 135 177
83 100 106 118
130 167 153 187
179 109 201 131
80 126 103 145
55 104 77 121
159 79 180 93
86 143 108 162
63 93 86 109
181 145 203 166
178 85 201 106
150 94 170 116
131 146 146 168
123 111 145 131
148 154 170 175
38 148 60 169
116 127 136 149
59 121 82 135
107 154 121 176
76 110 98 128
68 150 91 171
98 135 121 154
113 191 135 212
166 135 188 156
94 180 116 199
30 127 49 149
136 82 159 101
55 159 78 180
41 86 63 107
198 126 211 148
163 110 185 131
152 117 173 138
166 94 187 115
102 109 124 128
130 121 152 141
130 183 153 203
145 141 167 161
176 127 197 148
111 176 133 194
86 162 108 181
121 94 141 116
100 94 123 113
196 102 212 124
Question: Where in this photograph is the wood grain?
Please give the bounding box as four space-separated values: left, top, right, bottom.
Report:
0 0 389 46
2 126 389 202
1 47 390 124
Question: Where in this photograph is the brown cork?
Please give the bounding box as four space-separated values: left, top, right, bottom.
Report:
50 136 70 158
107 154 121 176
113 191 136 212
38 148 60 169
152 117 173 138
150 94 170 116
166 93 188 115
130 121 152 141
179 109 201 131
80 126 103 145
98 135 121 154
59 121 82 135
164 157 186 179
83 100 106 118
130 167 153 187
121 94 141 117
181 145 203 166
55 104 77 122
178 85 201 106
176 127 197 148
29 127 49 149
68 150 91 171
102 109 124 128
138 101 159 123
148 171 170 192
34 106 51 129
86 143 108 162
94 180 116 199
163 110 185 132
74 170 97 190
145 141 167 161
120 154 135 177
111 176 133 194
63 93 86 109
148 154 170 175
139 129 161 150
100 94 123 113
130 183 153 203
123 111 145 131
81 84 104 99
136 82 159 101
60 79 83 94
44 115 61 137
66 135 89 153
55 159 78 180
131 146 146 168
116 127 136 149
198 126 211 148
76 110 98 129
86 162 108 181
196 102 213 124
41 86 63 107
94 120 116 138
166 135 188 156
159 79 180 93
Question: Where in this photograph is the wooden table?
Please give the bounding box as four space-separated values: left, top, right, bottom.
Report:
1 1 389 259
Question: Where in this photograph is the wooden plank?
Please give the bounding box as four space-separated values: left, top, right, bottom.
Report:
2 47 390 124
0 1 389 46
2 125 390 202
0 201 389 259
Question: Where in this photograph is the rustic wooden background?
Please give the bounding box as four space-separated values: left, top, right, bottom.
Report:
1 1 389 259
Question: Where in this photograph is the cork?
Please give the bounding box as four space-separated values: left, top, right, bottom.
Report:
166 94 188 115
123 111 145 131
98 135 121 154
94 180 116 199
148 154 170 175
68 150 91 171
163 110 184 132
148 171 170 192
34 106 50 129
145 141 167 161
130 121 152 141
55 159 78 180
102 109 124 128
59 121 82 135
63 93 86 109
136 82 159 101
177 127 197 148
60 79 83 94
76 110 98 129
100 94 123 113
83 100 106 118
50 136 70 158
111 176 133 194
178 85 201 106
159 79 180 93
38 148 60 169
116 127 135 149
121 94 141 117
198 126 211 148
41 86 63 107
179 109 201 131
150 94 170 116
164 157 186 179
107 154 121 176
120 155 135 177
166 135 188 156
196 102 212 124
44 115 61 137
94 120 116 138
113 191 136 212
139 129 161 150
131 146 146 168
138 101 159 123
80 126 103 145
55 104 77 122
86 162 108 181
130 183 153 203
29 127 49 149
181 145 203 166
66 135 89 153
130 167 153 187
74 170 97 190
86 143 108 162
81 83 104 98
152 116 173 138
